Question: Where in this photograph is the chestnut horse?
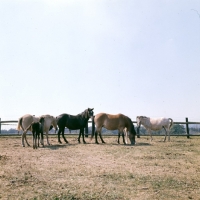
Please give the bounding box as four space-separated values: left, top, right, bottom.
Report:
91 113 136 145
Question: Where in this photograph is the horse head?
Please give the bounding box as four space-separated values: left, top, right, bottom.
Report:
84 108 94 118
136 116 146 137
129 123 136 145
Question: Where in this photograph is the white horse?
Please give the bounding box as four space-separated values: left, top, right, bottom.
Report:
136 116 173 141
17 114 57 147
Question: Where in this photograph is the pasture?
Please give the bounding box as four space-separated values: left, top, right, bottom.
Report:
0 135 200 200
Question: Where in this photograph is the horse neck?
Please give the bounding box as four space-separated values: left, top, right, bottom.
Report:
126 118 133 131
141 118 151 128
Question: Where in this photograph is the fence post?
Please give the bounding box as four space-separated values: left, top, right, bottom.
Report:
0 118 1 134
85 122 88 137
186 117 190 139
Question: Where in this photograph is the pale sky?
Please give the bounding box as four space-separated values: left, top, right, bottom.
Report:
0 0 200 123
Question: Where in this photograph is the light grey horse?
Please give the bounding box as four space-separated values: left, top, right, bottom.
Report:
136 116 173 141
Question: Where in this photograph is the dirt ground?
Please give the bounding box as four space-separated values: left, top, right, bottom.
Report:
0 135 200 200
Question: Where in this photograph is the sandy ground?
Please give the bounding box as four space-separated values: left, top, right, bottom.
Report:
0 135 200 200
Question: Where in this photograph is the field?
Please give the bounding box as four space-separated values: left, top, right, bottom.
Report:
0 135 200 200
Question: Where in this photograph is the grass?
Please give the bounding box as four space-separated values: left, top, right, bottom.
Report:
0 135 200 199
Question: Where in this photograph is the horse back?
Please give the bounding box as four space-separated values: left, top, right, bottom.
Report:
149 117 171 130
57 113 87 130
94 113 127 130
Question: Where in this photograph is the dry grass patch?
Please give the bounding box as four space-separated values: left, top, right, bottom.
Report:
0 135 200 199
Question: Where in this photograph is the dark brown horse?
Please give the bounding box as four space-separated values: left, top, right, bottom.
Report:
26 117 45 149
91 113 136 145
56 108 94 144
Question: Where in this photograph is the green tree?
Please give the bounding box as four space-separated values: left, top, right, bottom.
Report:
170 124 186 135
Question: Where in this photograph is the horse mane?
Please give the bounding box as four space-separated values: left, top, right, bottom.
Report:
125 115 136 135
141 116 148 118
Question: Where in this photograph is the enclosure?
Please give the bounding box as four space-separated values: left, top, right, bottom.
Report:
0 135 200 200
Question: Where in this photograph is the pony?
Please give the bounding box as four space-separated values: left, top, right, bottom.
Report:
26 117 45 149
91 113 136 145
39 114 57 145
17 114 57 147
56 108 94 144
136 116 173 141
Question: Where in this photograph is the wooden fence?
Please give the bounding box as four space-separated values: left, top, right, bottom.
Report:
0 117 200 137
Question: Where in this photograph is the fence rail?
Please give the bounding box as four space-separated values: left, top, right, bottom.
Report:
1 118 200 137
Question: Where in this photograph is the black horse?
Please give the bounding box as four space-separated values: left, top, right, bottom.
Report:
56 108 94 144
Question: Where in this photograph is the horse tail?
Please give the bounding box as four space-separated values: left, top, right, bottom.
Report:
91 116 95 140
169 118 173 128
17 117 23 133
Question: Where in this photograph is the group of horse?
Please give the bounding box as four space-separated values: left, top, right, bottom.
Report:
17 108 173 149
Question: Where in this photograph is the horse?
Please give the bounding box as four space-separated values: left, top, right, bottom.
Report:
91 113 136 145
39 114 57 145
17 114 57 147
56 108 94 144
26 117 45 149
136 116 173 141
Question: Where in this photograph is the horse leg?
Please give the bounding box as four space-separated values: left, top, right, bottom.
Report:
78 130 81 143
61 128 68 143
37 133 40 148
163 126 167 142
57 128 62 143
81 128 86 144
148 129 153 141
95 130 99 144
124 130 128 144
32 132 35 149
41 132 44 147
35 133 37 149
168 129 170 142
99 132 105 143
45 130 51 145
24 134 30 146
118 131 120 144
23 130 30 147
21 131 25 147
122 131 126 145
